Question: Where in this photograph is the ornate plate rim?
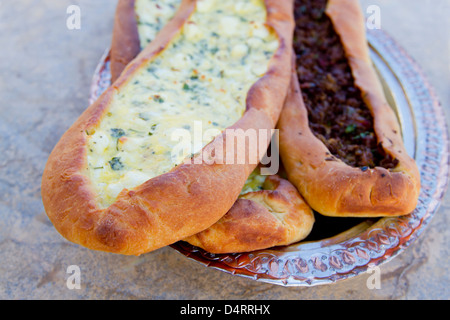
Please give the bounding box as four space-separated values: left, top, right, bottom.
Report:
89 29 450 287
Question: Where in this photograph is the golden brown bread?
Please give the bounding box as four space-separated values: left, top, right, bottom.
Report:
278 0 421 217
110 0 141 83
185 174 314 253
41 0 296 255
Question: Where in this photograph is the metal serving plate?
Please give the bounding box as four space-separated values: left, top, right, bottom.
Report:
90 29 449 286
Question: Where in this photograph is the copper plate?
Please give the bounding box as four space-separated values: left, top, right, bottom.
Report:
89 29 449 286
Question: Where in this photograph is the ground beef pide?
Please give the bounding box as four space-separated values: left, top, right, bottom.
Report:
293 0 398 169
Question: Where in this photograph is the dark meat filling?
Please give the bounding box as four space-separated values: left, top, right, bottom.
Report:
293 0 398 169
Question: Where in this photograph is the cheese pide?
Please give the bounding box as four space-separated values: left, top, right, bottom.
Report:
91 0 282 208
107 0 315 254
41 0 297 255
278 0 421 217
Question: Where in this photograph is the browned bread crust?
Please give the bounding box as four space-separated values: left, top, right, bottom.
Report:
41 0 295 255
110 0 140 83
278 0 420 217
184 175 314 253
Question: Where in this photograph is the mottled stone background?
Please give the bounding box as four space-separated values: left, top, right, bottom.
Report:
0 0 448 299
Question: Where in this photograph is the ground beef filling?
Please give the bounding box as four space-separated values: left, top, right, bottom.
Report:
293 0 398 169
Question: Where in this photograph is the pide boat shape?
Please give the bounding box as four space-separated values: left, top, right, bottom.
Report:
108 0 314 254
41 0 296 255
278 0 421 217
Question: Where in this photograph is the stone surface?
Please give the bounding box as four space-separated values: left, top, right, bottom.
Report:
0 0 448 299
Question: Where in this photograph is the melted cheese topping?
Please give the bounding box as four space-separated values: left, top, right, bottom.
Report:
135 0 182 49
240 168 267 195
86 0 278 207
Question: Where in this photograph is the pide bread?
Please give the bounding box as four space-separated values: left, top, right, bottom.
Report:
278 0 421 217
41 0 296 255
185 171 314 253
109 0 314 254
42 0 418 258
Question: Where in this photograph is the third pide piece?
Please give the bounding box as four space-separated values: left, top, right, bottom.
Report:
278 0 421 217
